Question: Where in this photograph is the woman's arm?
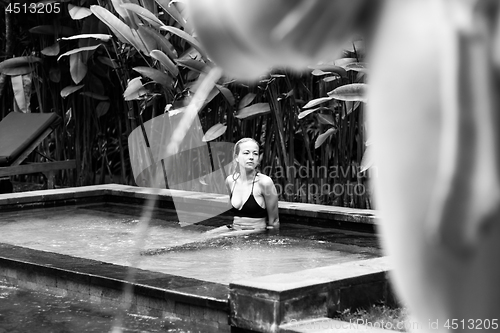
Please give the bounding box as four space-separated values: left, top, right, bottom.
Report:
261 176 279 228
225 176 233 205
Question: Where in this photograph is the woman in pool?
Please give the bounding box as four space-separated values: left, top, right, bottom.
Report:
209 138 279 236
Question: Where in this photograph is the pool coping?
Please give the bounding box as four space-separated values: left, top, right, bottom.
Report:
229 257 395 332
0 243 231 331
0 184 379 228
0 243 229 309
0 184 388 333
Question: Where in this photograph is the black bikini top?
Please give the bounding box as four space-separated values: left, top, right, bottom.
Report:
229 173 267 218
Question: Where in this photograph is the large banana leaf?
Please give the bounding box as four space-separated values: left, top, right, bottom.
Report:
96 101 111 117
138 25 178 59
344 101 361 118
131 29 151 56
160 26 208 60
155 0 187 29
323 76 340 83
216 85 235 107
124 77 148 101
41 43 60 56
11 74 32 113
303 96 333 109
176 59 211 73
344 62 368 73
137 26 158 54
314 128 336 149
311 69 335 76
69 53 87 84
327 83 368 103
60 34 113 41
60 84 84 98
202 123 227 142
57 44 102 61
90 5 148 55
333 58 357 68
298 106 330 119
0 56 42 75
29 25 76 36
238 93 256 109
111 0 139 29
98 57 119 69
235 103 271 119
141 0 157 15
68 4 92 20
317 114 335 126
49 67 61 83
309 64 347 78
121 3 163 28
133 66 173 88
150 50 178 77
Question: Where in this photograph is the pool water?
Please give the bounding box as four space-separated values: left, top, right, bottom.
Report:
139 235 378 284
0 203 204 264
0 203 380 284
0 278 216 333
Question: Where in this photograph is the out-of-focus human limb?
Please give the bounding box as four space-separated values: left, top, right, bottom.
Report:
187 0 377 80
187 1 500 331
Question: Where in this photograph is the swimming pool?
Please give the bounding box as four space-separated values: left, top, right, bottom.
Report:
0 185 389 333
0 203 379 285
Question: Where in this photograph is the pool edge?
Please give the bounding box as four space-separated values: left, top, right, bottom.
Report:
0 185 390 333
0 184 378 231
0 243 231 331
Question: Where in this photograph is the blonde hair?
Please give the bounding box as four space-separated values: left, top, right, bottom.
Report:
231 137 261 180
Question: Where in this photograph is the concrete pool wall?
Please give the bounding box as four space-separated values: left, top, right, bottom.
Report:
0 184 392 333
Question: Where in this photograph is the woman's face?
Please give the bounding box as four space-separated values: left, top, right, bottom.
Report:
236 141 259 171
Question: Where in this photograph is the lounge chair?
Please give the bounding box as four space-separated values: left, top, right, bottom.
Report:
0 112 76 193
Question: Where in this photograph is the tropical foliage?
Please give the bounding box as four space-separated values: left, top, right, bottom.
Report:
0 0 372 208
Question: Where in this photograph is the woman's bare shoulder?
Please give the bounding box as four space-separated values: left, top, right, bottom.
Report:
257 173 274 186
225 175 235 186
